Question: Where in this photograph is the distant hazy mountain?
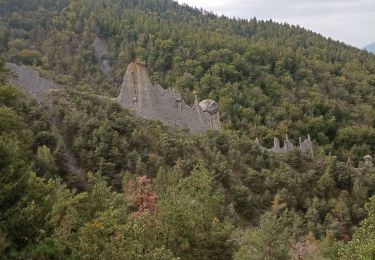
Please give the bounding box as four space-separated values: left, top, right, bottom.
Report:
364 42 375 53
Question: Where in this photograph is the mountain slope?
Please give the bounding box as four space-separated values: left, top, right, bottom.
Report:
1 0 375 164
364 42 375 53
1 0 375 259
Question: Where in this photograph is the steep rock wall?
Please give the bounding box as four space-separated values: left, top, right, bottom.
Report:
117 62 212 133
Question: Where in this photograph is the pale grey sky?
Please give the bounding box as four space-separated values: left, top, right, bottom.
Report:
176 0 375 48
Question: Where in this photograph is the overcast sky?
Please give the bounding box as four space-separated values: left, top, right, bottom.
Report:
176 0 375 48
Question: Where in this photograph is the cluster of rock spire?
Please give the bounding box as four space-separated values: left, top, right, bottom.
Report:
255 134 314 158
255 134 374 169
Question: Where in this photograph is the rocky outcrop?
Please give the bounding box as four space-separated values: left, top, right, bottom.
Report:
363 155 373 167
6 63 62 102
117 62 220 133
197 99 221 130
93 36 112 75
199 99 219 114
7 61 221 133
256 134 314 158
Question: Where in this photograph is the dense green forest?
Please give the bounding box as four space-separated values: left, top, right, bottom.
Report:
2 0 375 259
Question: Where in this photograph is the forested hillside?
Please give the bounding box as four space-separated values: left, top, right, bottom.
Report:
1 0 375 259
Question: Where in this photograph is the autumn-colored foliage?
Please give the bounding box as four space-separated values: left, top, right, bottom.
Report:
125 176 158 218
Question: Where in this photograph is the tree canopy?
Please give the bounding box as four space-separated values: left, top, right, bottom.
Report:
1 0 375 258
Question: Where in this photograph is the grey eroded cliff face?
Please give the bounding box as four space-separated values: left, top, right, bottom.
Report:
6 61 220 133
117 62 220 133
93 36 112 75
5 62 62 102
